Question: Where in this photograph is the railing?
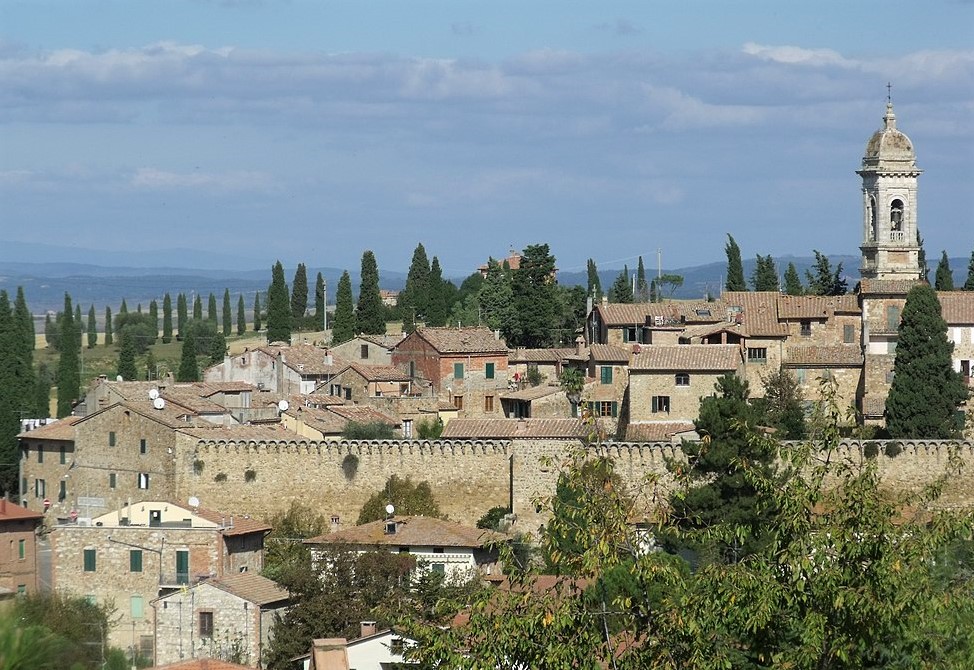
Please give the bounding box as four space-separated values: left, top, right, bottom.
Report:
889 230 905 242
159 572 191 587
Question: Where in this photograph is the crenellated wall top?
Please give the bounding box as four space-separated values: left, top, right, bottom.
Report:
192 438 513 456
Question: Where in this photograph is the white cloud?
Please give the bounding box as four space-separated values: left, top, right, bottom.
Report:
742 42 854 67
130 167 275 193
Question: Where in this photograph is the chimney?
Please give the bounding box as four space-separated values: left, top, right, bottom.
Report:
575 336 584 356
360 621 378 638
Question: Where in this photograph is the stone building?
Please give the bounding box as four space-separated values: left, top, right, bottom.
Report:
328 334 404 367
153 572 289 667
205 343 349 396
0 499 44 599
50 500 270 659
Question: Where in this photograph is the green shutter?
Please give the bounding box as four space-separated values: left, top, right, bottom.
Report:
622 328 629 343
454 362 464 379
485 362 495 379
130 550 143 573
571 403 578 418
601 366 612 384
611 402 618 418
83 549 96 572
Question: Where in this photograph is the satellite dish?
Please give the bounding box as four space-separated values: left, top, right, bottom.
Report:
278 399 289 412
188 496 200 508
153 397 166 410
116 375 124 382
148 389 159 400
385 504 395 516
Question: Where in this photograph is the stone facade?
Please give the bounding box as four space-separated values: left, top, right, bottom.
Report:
0 499 44 598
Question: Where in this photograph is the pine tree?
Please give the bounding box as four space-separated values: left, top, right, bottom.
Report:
315 273 326 331
87 305 97 348
266 261 292 344
193 295 202 321
207 293 218 324
176 327 199 382
332 270 355 344
291 263 309 323
635 257 649 302
56 294 80 417
116 330 138 381
399 244 431 333
964 249 974 291
425 257 449 327
0 291 27 494
805 250 847 296
177 294 188 339
751 254 779 292
356 250 386 335
253 292 262 332
511 244 559 348
725 234 746 292
885 284 967 438
104 306 113 346
162 293 173 344
934 251 954 291
586 259 603 302
609 265 633 303
478 260 518 341
237 295 246 335
119 299 128 315
784 262 804 296
222 289 232 336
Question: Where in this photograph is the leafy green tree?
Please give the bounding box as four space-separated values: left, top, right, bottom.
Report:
183 318 227 365
314 272 326 330
805 250 847 296
357 474 442 524
342 421 395 440
11 287 33 354
751 254 779 291
177 326 199 382
221 289 232 336
176 293 187 339
116 329 138 380
113 311 157 355
262 501 328 584
724 233 746 291
609 265 633 303
14 591 115 670
416 417 444 439
291 262 309 322
554 284 587 346
44 313 59 350
103 305 113 346
964 249 974 291
192 294 202 320
885 283 968 438
756 368 806 439
161 293 173 343
559 366 585 413
207 292 218 324
267 261 292 344
784 261 804 296
236 294 246 335
934 250 954 290
331 270 355 344
636 256 650 302
144 349 156 381
0 608 70 670
447 293 481 327
511 244 559 348
656 273 684 300
253 291 262 332
56 293 79 417
586 258 603 302
356 250 386 335
477 505 512 531
478 259 518 341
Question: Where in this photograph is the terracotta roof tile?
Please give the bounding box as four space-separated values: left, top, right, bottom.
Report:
326 404 399 426
859 278 921 295
441 418 587 439
784 345 864 367
508 348 575 363
595 303 662 326
259 343 350 376
192 507 271 536
358 333 407 349
679 322 747 341
938 292 974 324
343 363 412 382
0 498 44 522
674 301 728 323
589 344 631 362
722 292 789 337
197 381 257 395
306 515 504 548
624 421 697 442
499 384 563 401
17 416 81 440
181 424 299 441
630 345 742 371
412 327 508 354
208 573 289 606
833 295 861 313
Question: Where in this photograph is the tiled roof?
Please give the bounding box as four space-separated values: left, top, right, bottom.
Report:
180 424 299 441
344 363 412 382
630 345 742 372
260 343 350 376
859 278 921 295
0 498 44 522
413 327 508 354
359 333 407 349
208 573 289 606
149 659 253 670
108 400 200 430
197 381 257 395
722 292 789 337
306 515 504 549
17 416 82 440
624 421 697 442
285 405 347 435
833 295 861 313
595 303 665 326
193 507 272 537
938 292 974 324
784 345 864 367
674 301 728 323
679 322 747 341
508 348 575 363
499 384 563 401
589 344 631 362
441 418 588 440
326 404 399 426
776 294 862 319
161 389 228 415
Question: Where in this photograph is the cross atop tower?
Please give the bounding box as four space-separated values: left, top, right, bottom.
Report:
886 82 892 103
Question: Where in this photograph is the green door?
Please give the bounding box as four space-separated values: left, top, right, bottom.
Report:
175 550 189 585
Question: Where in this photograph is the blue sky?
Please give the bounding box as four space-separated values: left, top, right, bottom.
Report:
1 0 972 278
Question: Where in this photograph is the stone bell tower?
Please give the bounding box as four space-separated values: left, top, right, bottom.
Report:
858 100 922 281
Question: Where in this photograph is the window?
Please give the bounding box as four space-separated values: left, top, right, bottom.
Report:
623 327 637 343
18 539 25 560
886 370 895 383
587 401 618 418
37 447 42 464
887 341 897 354
453 395 464 411
795 368 806 384
137 473 150 490
344 387 352 400
34 479 45 498
800 320 811 337
139 439 147 454
695 309 712 317
485 362 495 379
58 480 66 502
454 362 464 379
360 344 369 359
484 395 494 412
843 324 855 343
600 366 613 384
675 373 690 387
83 548 96 572
130 550 143 573
747 348 767 363
130 595 144 619
402 420 412 439
890 198 904 231
398 547 410 554
199 611 214 638
652 396 671 413
431 563 446 574
176 550 190 585
886 305 900 331
408 361 416 377
109 431 116 447
109 473 116 489
139 636 154 661
59 446 66 465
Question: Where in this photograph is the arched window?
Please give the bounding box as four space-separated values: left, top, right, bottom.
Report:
890 199 904 232
868 196 877 241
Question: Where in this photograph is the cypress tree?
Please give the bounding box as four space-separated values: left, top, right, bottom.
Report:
0 291 24 494
44 313 58 350
116 330 138 381
56 293 80 417
964 249 974 291
193 294 203 321
266 261 292 344
74 304 83 348
586 259 603 302
291 263 309 323
725 234 746 292
177 327 199 382
253 292 262 332
14 287 34 354
222 289 232 336
805 250 847 296
751 255 779 292
104 306 113 346
162 293 173 343
636 256 649 302
144 349 156 381
177 293 188 338
784 262 804 296
237 295 246 335
511 244 559 348
934 251 954 291
332 270 355 345
425 257 449 328
207 293 218 324
356 250 386 335
34 362 52 418
315 273 326 331
885 284 967 438
148 300 159 343
119 299 128 315
87 305 97 348
399 243 431 333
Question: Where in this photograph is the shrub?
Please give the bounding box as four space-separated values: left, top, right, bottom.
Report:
884 441 903 458
193 459 204 475
245 469 257 482
341 453 359 480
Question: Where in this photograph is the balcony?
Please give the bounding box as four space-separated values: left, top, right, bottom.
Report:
889 230 905 242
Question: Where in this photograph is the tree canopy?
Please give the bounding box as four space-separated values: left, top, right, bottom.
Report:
805 250 847 296
331 270 355 345
751 254 779 291
266 261 292 344
356 250 386 335
357 474 442 525
725 233 746 292
784 262 804 296
934 250 954 290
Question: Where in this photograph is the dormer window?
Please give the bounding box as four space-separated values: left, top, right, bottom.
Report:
385 521 397 535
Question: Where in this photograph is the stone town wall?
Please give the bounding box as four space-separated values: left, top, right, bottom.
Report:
175 436 974 535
